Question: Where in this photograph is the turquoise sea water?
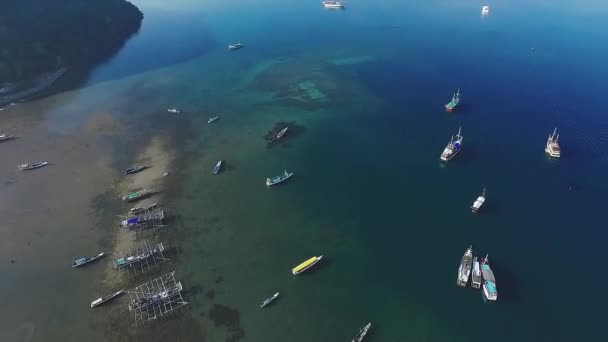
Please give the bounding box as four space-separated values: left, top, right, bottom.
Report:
4 0 608 341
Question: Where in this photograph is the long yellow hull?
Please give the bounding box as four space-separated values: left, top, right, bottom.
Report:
292 256 323 275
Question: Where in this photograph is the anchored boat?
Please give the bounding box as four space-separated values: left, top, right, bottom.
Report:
213 160 223 174
167 108 180 114
481 5 490 15
130 202 158 214
276 126 288 140
440 127 463 162
352 322 372 342
115 242 165 268
292 255 323 275
228 42 244 50
123 165 150 175
208 116 219 123
122 188 158 202
481 255 498 301
72 252 105 268
259 292 280 308
457 246 473 287
266 170 294 186
0 134 16 143
471 257 482 289
129 282 183 311
18 161 48 170
445 89 461 112
471 188 486 213
91 289 125 308
323 0 345 8
545 128 561 158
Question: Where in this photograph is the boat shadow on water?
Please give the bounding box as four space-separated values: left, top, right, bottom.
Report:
264 121 307 149
490 260 522 304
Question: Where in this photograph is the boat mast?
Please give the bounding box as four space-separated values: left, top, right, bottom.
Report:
457 126 462 137
456 88 460 98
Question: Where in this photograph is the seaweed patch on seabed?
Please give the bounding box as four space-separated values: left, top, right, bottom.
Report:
264 121 307 148
250 60 339 109
208 304 245 342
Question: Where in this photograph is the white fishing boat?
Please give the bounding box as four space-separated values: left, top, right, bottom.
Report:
266 170 294 186
457 246 473 287
471 188 486 213
440 127 463 162
18 161 48 170
213 160 223 174
208 116 219 123
481 5 490 15
167 108 180 114
323 0 345 8
228 42 244 50
471 257 482 289
91 289 125 308
545 128 561 158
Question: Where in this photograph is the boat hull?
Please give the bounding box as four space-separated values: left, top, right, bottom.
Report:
292 256 323 275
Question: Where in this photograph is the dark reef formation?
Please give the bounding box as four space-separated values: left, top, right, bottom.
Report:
0 0 143 86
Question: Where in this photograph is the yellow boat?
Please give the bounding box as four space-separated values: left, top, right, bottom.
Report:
292 255 323 275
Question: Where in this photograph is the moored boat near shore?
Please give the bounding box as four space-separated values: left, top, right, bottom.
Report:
122 188 158 202
18 161 48 170
352 322 372 342
259 292 280 308
91 289 125 308
292 255 323 275
123 165 150 175
266 170 294 186
457 246 473 287
72 252 105 268
0 134 16 143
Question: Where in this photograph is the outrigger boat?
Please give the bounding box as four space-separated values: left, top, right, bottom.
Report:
471 257 482 289
130 202 158 214
72 252 105 268
276 127 288 140
481 255 498 301
213 160 223 174
352 322 372 342
266 170 294 186
18 161 48 170
292 255 323 275
129 282 183 311
323 0 345 8
445 89 461 112
123 165 150 175
457 246 473 287
121 188 158 202
545 128 561 158
0 134 16 142
91 289 125 308
120 208 164 229
208 116 219 123
259 292 280 308
440 127 463 162
228 42 244 50
115 242 165 268
471 188 486 214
